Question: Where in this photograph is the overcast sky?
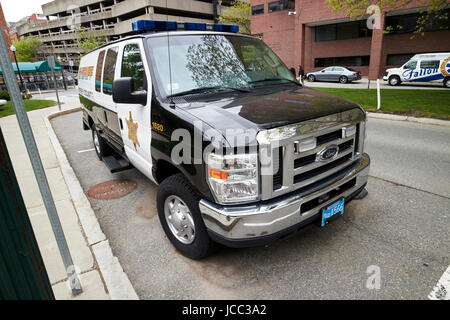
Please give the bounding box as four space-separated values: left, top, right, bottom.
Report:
1 0 51 22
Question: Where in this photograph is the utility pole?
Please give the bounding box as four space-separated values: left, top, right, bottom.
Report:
0 29 82 296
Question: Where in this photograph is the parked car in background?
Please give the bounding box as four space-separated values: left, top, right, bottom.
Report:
307 67 362 84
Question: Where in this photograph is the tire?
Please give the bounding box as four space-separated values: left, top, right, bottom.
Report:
157 173 217 259
91 126 113 160
307 75 316 82
339 76 348 84
444 78 450 88
388 76 401 86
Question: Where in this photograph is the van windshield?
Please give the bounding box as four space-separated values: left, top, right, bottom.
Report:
146 34 297 97
403 60 417 69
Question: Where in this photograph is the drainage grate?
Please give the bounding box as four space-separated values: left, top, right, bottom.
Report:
86 180 137 200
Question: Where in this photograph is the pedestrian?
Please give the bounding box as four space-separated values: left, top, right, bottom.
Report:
298 65 304 84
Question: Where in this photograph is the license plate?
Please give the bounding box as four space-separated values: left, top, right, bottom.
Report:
321 198 344 227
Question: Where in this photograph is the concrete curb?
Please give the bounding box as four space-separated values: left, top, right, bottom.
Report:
367 112 450 126
44 108 139 300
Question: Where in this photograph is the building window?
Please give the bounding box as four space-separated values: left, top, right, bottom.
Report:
386 54 415 66
314 56 370 68
315 20 372 42
386 9 450 34
95 50 105 92
420 60 440 69
268 0 295 13
102 47 118 95
121 44 146 92
251 4 264 16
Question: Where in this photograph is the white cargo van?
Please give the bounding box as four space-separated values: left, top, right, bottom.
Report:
383 53 450 87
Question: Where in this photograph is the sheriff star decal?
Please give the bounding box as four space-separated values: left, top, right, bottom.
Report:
126 111 140 151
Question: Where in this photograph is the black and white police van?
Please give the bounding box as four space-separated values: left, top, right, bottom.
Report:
78 20 370 259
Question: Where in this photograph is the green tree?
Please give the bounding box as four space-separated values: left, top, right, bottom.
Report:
325 0 449 37
76 30 107 53
218 1 251 34
12 37 42 62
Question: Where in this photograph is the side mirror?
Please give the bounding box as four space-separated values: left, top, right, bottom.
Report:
113 78 147 105
288 67 296 76
321 70 326 73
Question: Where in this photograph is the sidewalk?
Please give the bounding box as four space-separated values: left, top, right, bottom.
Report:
0 93 137 299
301 76 446 90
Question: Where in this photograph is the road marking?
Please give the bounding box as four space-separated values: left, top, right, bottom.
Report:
428 265 450 300
77 148 95 153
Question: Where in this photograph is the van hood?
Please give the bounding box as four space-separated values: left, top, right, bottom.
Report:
182 86 362 143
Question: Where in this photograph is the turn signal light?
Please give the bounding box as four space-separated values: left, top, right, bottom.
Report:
208 168 228 180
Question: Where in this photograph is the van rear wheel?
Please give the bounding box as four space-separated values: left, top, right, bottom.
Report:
157 173 217 259
91 126 113 160
444 78 450 88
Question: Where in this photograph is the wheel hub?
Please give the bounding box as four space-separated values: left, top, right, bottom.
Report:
164 195 195 244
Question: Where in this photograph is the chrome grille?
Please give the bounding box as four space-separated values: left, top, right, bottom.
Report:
257 109 366 201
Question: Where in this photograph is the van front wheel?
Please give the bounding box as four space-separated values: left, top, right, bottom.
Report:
157 173 217 259
388 76 401 86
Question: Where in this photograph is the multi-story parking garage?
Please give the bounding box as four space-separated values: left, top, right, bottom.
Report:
17 0 231 70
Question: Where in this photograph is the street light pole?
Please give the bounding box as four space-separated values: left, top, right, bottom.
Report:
10 45 25 92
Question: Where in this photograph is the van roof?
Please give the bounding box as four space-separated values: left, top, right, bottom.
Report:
86 31 255 55
411 53 450 59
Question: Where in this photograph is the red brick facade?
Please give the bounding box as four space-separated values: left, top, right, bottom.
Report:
0 2 13 60
251 0 450 79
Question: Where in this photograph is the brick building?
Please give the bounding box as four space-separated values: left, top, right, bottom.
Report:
0 2 14 60
250 0 450 79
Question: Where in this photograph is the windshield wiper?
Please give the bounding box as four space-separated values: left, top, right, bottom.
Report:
248 78 300 86
167 86 250 98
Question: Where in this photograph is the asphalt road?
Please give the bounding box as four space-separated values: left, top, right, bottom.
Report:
51 112 450 299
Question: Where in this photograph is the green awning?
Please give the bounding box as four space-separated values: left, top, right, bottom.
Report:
0 61 64 75
33 60 64 72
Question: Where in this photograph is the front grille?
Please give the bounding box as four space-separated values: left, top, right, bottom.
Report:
266 122 362 198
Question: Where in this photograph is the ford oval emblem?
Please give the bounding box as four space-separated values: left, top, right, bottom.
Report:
318 145 339 162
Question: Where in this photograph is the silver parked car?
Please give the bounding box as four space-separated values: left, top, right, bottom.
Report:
307 66 362 84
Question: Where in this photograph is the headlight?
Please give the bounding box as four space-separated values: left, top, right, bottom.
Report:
359 120 367 153
206 152 259 204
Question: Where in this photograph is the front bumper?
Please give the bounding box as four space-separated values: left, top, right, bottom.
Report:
199 153 370 247
383 76 389 81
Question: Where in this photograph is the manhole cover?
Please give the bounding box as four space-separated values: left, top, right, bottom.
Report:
86 180 137 200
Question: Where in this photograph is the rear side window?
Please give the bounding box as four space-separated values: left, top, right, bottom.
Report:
420 60 439 69
102 47 119 95
121 44 146 91
95 50 105 92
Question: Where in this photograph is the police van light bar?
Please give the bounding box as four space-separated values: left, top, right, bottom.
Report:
132 20 239 33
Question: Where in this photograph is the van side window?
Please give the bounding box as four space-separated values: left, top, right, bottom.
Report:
95 50 105 92
102 47 119 95
420 60 440 69
403 61 417 69
121 44 146 91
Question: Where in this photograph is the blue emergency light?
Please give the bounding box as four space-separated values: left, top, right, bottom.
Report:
131 20 239 33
